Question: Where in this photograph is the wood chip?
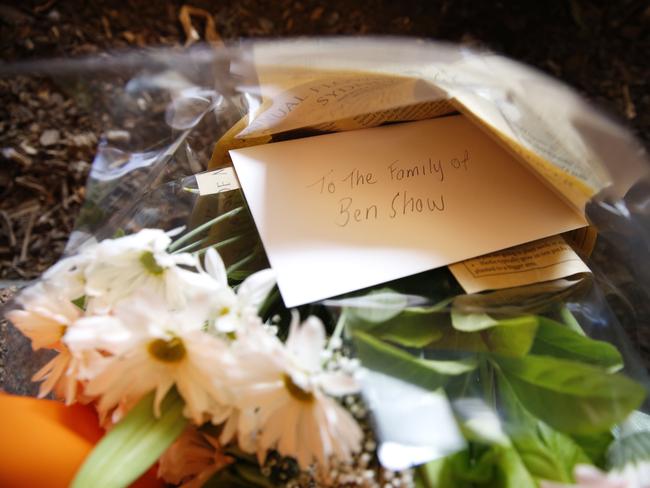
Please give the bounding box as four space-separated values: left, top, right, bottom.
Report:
1 148 31 167
19 211 37 263
39 129 60 146
0 211 16 247
622 84 637 120
179 5 222 47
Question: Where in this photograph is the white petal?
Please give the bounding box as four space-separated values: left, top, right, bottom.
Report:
319 371 360 396
237 269 276 311
65 316 132 354
165 226 186 238
286 315 326 372
204 248 227 287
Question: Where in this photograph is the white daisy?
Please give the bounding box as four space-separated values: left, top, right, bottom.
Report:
158 427 233 488
81 228 218 309
65 291 234 424
5 283 97 404
229 313 362 469
40 251 91 301
202 248 275 334
30 347 103 405
6 282 80 350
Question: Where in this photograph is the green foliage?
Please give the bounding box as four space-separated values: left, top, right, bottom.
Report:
347 287 646 485
417 443 537 488
436 315 539 357
572 431 615 467
498 374 591 482
348 303 539 356
494 354 645 435
353 329 477 390
450 311 498 331
530 317 623 371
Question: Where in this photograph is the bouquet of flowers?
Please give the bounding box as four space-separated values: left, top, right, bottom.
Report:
6 227 371 486
7 224 650 487
4 39 650 488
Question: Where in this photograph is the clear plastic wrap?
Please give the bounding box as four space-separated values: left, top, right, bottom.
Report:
3 39 650 487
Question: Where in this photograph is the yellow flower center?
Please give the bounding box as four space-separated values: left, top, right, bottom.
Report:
218 306 231 316
140 251 165 275
282 374 314 403
148 337 186 363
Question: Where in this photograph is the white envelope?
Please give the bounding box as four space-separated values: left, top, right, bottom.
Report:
230 116 587 307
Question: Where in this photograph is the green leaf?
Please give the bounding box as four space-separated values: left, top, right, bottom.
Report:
343 288 410 323
451 311 499 332
572 431 614 467
416 444 537 488
353 330 477 391
416 448 497 488
512 423 591 482
72 389 187 488
530 318 623 371
496 446 539 488
348 303 450 348
373 313 445 347
498 369 591 482
495 355 646 435
452 279 585 315
434 315 539 357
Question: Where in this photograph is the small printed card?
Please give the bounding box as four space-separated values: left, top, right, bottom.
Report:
230 116 587 307
195 167 240 195
448 235 591 294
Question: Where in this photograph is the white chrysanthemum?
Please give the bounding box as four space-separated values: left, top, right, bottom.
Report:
4 283 98 404
228 313 362 469
202 248 275 334
158 427 233 488
6 282 80 349
82 229 217 308
31 347 103 405
65 292 234 424
40 251 91 301
33 229 222 311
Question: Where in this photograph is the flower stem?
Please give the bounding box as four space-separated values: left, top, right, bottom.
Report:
71 389 186 488
559 305 585 336
195 234 246 256
168 206 244 252
171 236 209 254
226 249 258 275
258 286 280 320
